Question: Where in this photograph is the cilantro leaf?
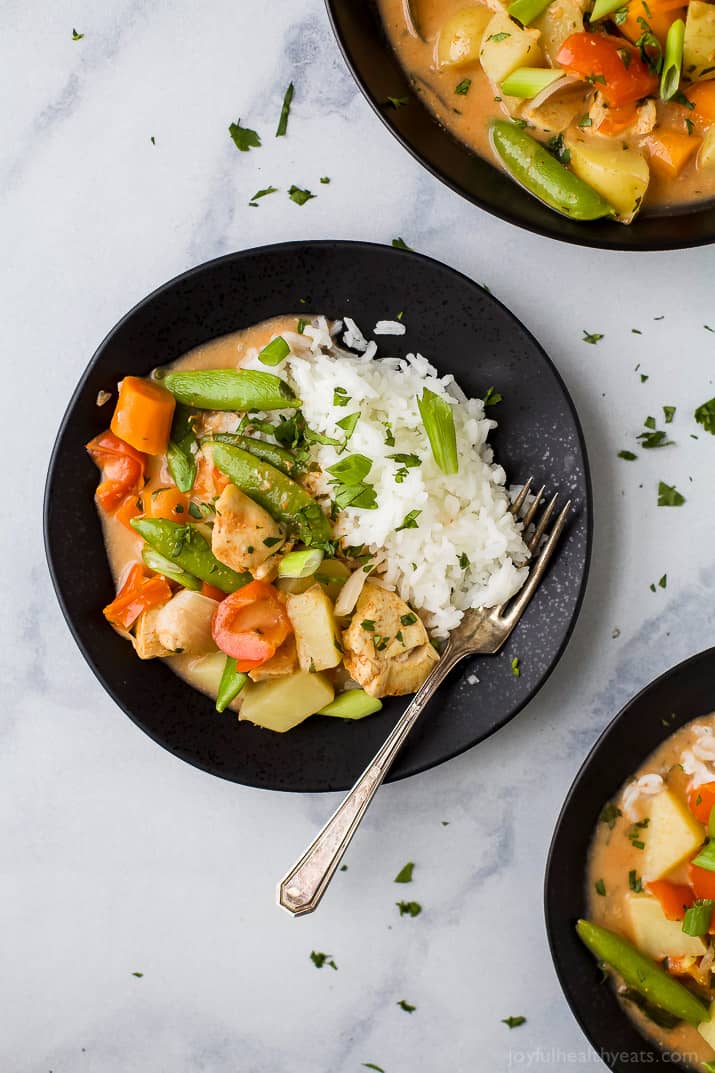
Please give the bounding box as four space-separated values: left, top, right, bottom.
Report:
455 78 472 95
396 510 421 531
695 397 715 434
618 450 638 461
72 28 84 40
658 481 685 506
396 900 422 917
663 405 676 424
394 862 414 883
600 801 621 829
229 119 261 152
385 95 409 108
582 330 604 344
397 999 416 1012
392 237 412 250
502 1016 527 1028
288 185 315 206
249 185 278 206
483 386 503 407
310 950 337 970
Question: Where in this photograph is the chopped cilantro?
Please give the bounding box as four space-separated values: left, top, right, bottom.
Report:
401 613 417 626
578 114 593 128
458 552 470 570
629 869 643 892
336 411 360 442
229 119 261 152
548 133 571 164
663 405 676 424
659 574 667 588
288 184 315 206
72 28 84 40
263 536 281 547
333 386 350 407
249 185 278 206
455 78 472 95
388 453 421 468
397 999 416 1013
483 385 503 407
396 900 422 917
361 620 376 632
386 95 409 108
276 82 294 137
392 237 412 250
640 374 649 383
363 1066 385 1072
188 502 202 520
511 656 520 677
320 176 331 184
131 971 144 977
297 318 307 334
658 481 685 506
637 428 673 448
595 879 606 896
694 397 715 434
582 330 604 344
488 31 511 40
502 1016 526 1028
394 862 414 883
618 450 638 461
396 510 421 531
310 951 337 970
600 801 622 829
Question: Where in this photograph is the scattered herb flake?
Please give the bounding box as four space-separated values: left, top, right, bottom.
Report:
595 878 606 896
511 656 520 677
297 318 307 334
694 398 715 434
188 502 202 520
640 374 649 383
320 176 331 184
249 185 278 206
458 552 470 570
618 450 638 461
600 801 622 829
131 971 144 977
663 405 676 424
632 328 642 334
333 386 350 407
310 951 337 970
401 613 417 626
455 78 472 95
392 237 412 250
386 95 409 108
657 481 685 507
288 184 315 206
488 31 512 41
361 620 376 632
229 119 261 152
582 330 604 344
397 999 416 1013
72 28 84 40
502 1016 527 1028
150 135 156 145
396 510 421 531
363 1066 385 1072
394 862 414 884
396 900 422 917
483 385 503 407
276 82 294 137
637 429 673 449
629 869 643 892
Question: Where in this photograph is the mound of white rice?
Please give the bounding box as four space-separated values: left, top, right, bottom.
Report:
243 316 529 638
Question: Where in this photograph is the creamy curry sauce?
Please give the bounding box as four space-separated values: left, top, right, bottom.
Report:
587 714 715 1068
379 0 715 213
99 314 298 710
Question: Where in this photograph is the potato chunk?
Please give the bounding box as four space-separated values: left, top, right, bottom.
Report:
286 584 342 672
437 5 493 66
248 634 299 682
684 0 715 81
240 671 334 733
212 483 286 573
342 584 439 698
154 590 219 656
643 788 705 880
626 893 706 959
566 138 649 222
480 13 543 84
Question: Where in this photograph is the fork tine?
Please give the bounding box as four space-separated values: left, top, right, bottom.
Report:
503 500 572 625
527 492 559 554
521 484 546 530
510 477 533 517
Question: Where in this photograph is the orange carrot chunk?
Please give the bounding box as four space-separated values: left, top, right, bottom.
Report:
688 781 715 824
619 0 686 47
110 376 176 456
103 563 172 630
687 82 715 127
646 130 701 178
646 879 695 920
144 487 191 523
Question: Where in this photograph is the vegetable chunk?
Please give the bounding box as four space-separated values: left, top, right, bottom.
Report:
684 0 715 81
342 585 439 697
626 893 707 960
286 584 342 672
480 12 544 84
240 671 334 732
212 483 286 573
644 788 705 880
154 590 220 656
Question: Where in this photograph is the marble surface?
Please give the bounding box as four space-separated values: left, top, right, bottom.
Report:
3 2 714 1070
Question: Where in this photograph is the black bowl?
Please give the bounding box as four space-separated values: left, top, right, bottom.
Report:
545 647 715 1072
326 0 715 251
44 240 591 792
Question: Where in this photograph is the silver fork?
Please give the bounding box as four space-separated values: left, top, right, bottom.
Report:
277 480 571 916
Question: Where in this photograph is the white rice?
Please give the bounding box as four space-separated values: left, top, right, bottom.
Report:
242 317 529 638
374 320 406 336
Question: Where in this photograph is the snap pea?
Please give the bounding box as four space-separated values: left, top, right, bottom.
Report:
210 442 332 547
167 405 198 492
158 368 300 412
131 517 251 593
215 657 248 713
205 433 302 477
576 919 711 1026
490 121 615 221
141 546 202 590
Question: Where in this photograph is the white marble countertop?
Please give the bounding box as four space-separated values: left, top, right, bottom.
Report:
3 2 714 1070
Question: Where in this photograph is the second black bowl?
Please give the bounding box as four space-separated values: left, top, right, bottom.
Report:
326 0 715 251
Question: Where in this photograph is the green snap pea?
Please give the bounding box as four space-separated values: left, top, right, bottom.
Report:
141 546 202 590
576 919 711 1026
167 405 198 493
210 442 332 547
131 517 251 593
205 433 302 477
490 121 615 221
215 657 248 713
158 368 300 412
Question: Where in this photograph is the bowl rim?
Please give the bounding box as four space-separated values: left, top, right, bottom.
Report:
43 239 593 791
324 0 715 252
543 645 715 1069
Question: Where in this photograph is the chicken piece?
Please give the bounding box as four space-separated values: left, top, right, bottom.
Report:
248 634 299 682
154 590 219 655
212 483 286 573
342 584 439 697
134 606 173 659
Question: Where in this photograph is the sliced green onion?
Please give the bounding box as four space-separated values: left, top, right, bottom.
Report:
500 67 565 98
317 690 383 720
142 546 201 590
590 0 629 20
660 18 685 100
692 841 715 872
417 388 459 475
277 548 324 578
258 336 291 366
508 0 553 24
682 899 715 936
216 657 248 713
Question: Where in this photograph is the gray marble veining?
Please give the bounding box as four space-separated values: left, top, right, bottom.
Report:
2 1 714 1070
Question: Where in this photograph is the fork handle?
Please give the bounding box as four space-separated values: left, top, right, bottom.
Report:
277 646 464 916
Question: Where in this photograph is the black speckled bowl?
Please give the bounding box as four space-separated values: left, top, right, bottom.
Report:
44 241 591 792
326 0 715 251
546 647 715 1072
